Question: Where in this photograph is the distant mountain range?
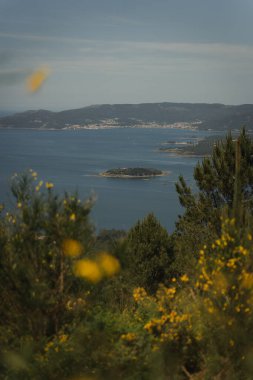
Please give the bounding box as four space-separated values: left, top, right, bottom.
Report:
1 102 253 130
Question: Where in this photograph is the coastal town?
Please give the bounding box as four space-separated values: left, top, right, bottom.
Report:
62 120 201 130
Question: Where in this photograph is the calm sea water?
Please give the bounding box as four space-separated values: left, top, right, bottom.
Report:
0 128 212 232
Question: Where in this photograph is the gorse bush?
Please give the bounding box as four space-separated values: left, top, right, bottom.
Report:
1 129 253 380
130 217 253 379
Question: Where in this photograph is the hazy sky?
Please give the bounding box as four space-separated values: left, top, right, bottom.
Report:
1 0 253 111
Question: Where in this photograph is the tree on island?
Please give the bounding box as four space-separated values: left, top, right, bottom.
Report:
102 167 163 177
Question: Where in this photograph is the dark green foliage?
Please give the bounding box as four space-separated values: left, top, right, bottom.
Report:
194 128 253 208
0 173 95 345
173 128 253 274
103 168 163 177
95 229 127 251
177 128 253 216
125 213 173 292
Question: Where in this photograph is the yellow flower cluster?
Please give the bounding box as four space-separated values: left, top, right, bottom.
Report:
62 236 120 284
74 252 120 284
195 218 253 325
35 180 43 192
75 259 102 283
241 271 253 289
66 296 87 311
133 287 148 302
62 239 83 258
97 252 121 276
45 182 54 189
144 310 188 342
44 333 70 356
121 333 137 342
180 274 189 283
29 169 38 180
130 217 253 354
69 213 76 221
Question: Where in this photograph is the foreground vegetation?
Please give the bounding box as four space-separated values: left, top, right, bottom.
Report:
1 129 253 379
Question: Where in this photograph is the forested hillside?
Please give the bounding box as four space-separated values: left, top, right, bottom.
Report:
1 129 253 379
1 103 253 130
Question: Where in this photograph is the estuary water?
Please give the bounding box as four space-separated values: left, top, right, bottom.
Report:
0 128 213 232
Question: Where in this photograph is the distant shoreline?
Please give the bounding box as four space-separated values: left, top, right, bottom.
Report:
159 149 208 157
0 124 199 131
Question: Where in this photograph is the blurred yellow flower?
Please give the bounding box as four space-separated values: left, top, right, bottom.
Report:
70 213 76 221
45 182 54 189
133 287 147 302
74 259 102 283
121 332 137 342
62 239 83 258
31 171 37 178
59 334 68 344
180 274 189 283
97 252 120 277
213 273 228 293
35 180 44 191
241 272 253 289
26 66 50 93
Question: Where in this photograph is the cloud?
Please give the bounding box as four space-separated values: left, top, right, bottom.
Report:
0 50 15 66
2 31 253 58
0 69 29 86
78 40 253 59
2 32 253 85
0 32 93 45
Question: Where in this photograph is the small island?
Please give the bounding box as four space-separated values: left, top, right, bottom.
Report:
100 167 167 178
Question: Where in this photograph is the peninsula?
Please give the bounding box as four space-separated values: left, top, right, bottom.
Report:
100 167 167 178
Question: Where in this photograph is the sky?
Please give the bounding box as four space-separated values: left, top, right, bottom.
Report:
1 0 253 111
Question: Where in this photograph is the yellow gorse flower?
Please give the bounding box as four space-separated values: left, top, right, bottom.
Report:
241 272 253 289
59 334 68 344
133 287 147 302
121 333 137 342
69 213 76 222
26 66 50 93
180 274 189 283
62 239 83 258
45 182 54 189
74 252 120 283
74 259 102 284
35 180 43 192
97 252 120 277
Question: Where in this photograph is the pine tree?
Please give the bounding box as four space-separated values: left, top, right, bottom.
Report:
0 172 95 344
124 213 173 292
173 128 253 273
